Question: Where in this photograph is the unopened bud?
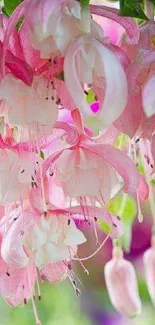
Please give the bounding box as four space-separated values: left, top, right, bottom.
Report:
104 254 142 318
144 246 155 306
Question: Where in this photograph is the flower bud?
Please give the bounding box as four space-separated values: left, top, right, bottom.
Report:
104 247 142 318
143 239 155 306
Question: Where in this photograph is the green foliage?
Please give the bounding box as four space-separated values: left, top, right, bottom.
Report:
3 0 23 16
119 0 148 20
108 194 137 252
0 282 91 325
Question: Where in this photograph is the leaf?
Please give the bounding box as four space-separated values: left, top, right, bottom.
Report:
108 194 137 222
121 221 132 252
4 0 23 16
99 221 111 235
119 0 148 20
108 194 137 252
80 0 90 7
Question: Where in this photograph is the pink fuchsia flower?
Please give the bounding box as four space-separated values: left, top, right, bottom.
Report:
104 247 142 318
55 110 140 201
90 4 140 46
1 206 86 270
0 74 58 136
2 0 103 59
64 35 128 129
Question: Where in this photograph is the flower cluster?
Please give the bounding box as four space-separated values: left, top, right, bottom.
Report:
0 0 155 323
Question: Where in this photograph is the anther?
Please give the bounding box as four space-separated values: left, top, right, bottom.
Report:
6 272 10 276
24 298 27 305
45 97 48 100
21 230 24 235
68 263 72 270
38 295 42 301
76 288 81 297
14 217 18 221
56 99 61 105
68 219 71 225
94 217 98 222
21 169 25 173
34 182 38 188
84 269 89 276
113 223 117 227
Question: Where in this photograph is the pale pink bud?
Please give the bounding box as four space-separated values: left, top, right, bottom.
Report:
143 242 155 306
104 247 142 318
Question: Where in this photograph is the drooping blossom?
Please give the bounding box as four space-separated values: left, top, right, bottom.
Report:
143 236 155 306
0 0 154 323
105 247 142 318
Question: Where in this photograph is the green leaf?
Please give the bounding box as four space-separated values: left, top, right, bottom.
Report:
119 0 148 20
99 220 111 235
121 221 132 252
108 194 137 222
108 194 137 252
147 0 155 4
80 0 90 7
4 0 23 16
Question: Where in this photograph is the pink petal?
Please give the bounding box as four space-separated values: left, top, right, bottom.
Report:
64 36 128 128
1 210 35 268
90 4 140 44
0 254 36 306
0 41 33 86
41 261 68 283
114 91 143 138
137 175 149 201
142 75 155 118
81 142 140 194
2 1 26 76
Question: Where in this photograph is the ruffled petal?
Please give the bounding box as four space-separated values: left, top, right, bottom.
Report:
142 75 155 118
81 141 140 194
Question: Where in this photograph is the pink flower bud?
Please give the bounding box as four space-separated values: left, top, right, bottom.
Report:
143 244 155 306
104 247 142 318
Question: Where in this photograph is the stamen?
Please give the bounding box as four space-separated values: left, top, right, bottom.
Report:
136 192 143 223
68 274 81 297
31 295 42 325
36 271 41 301
73 232 111 261
69 247 89 275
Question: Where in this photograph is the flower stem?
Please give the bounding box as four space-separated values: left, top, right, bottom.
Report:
81 5 91 33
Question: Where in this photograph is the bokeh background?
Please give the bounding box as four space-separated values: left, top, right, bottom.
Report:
0 0 155 324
